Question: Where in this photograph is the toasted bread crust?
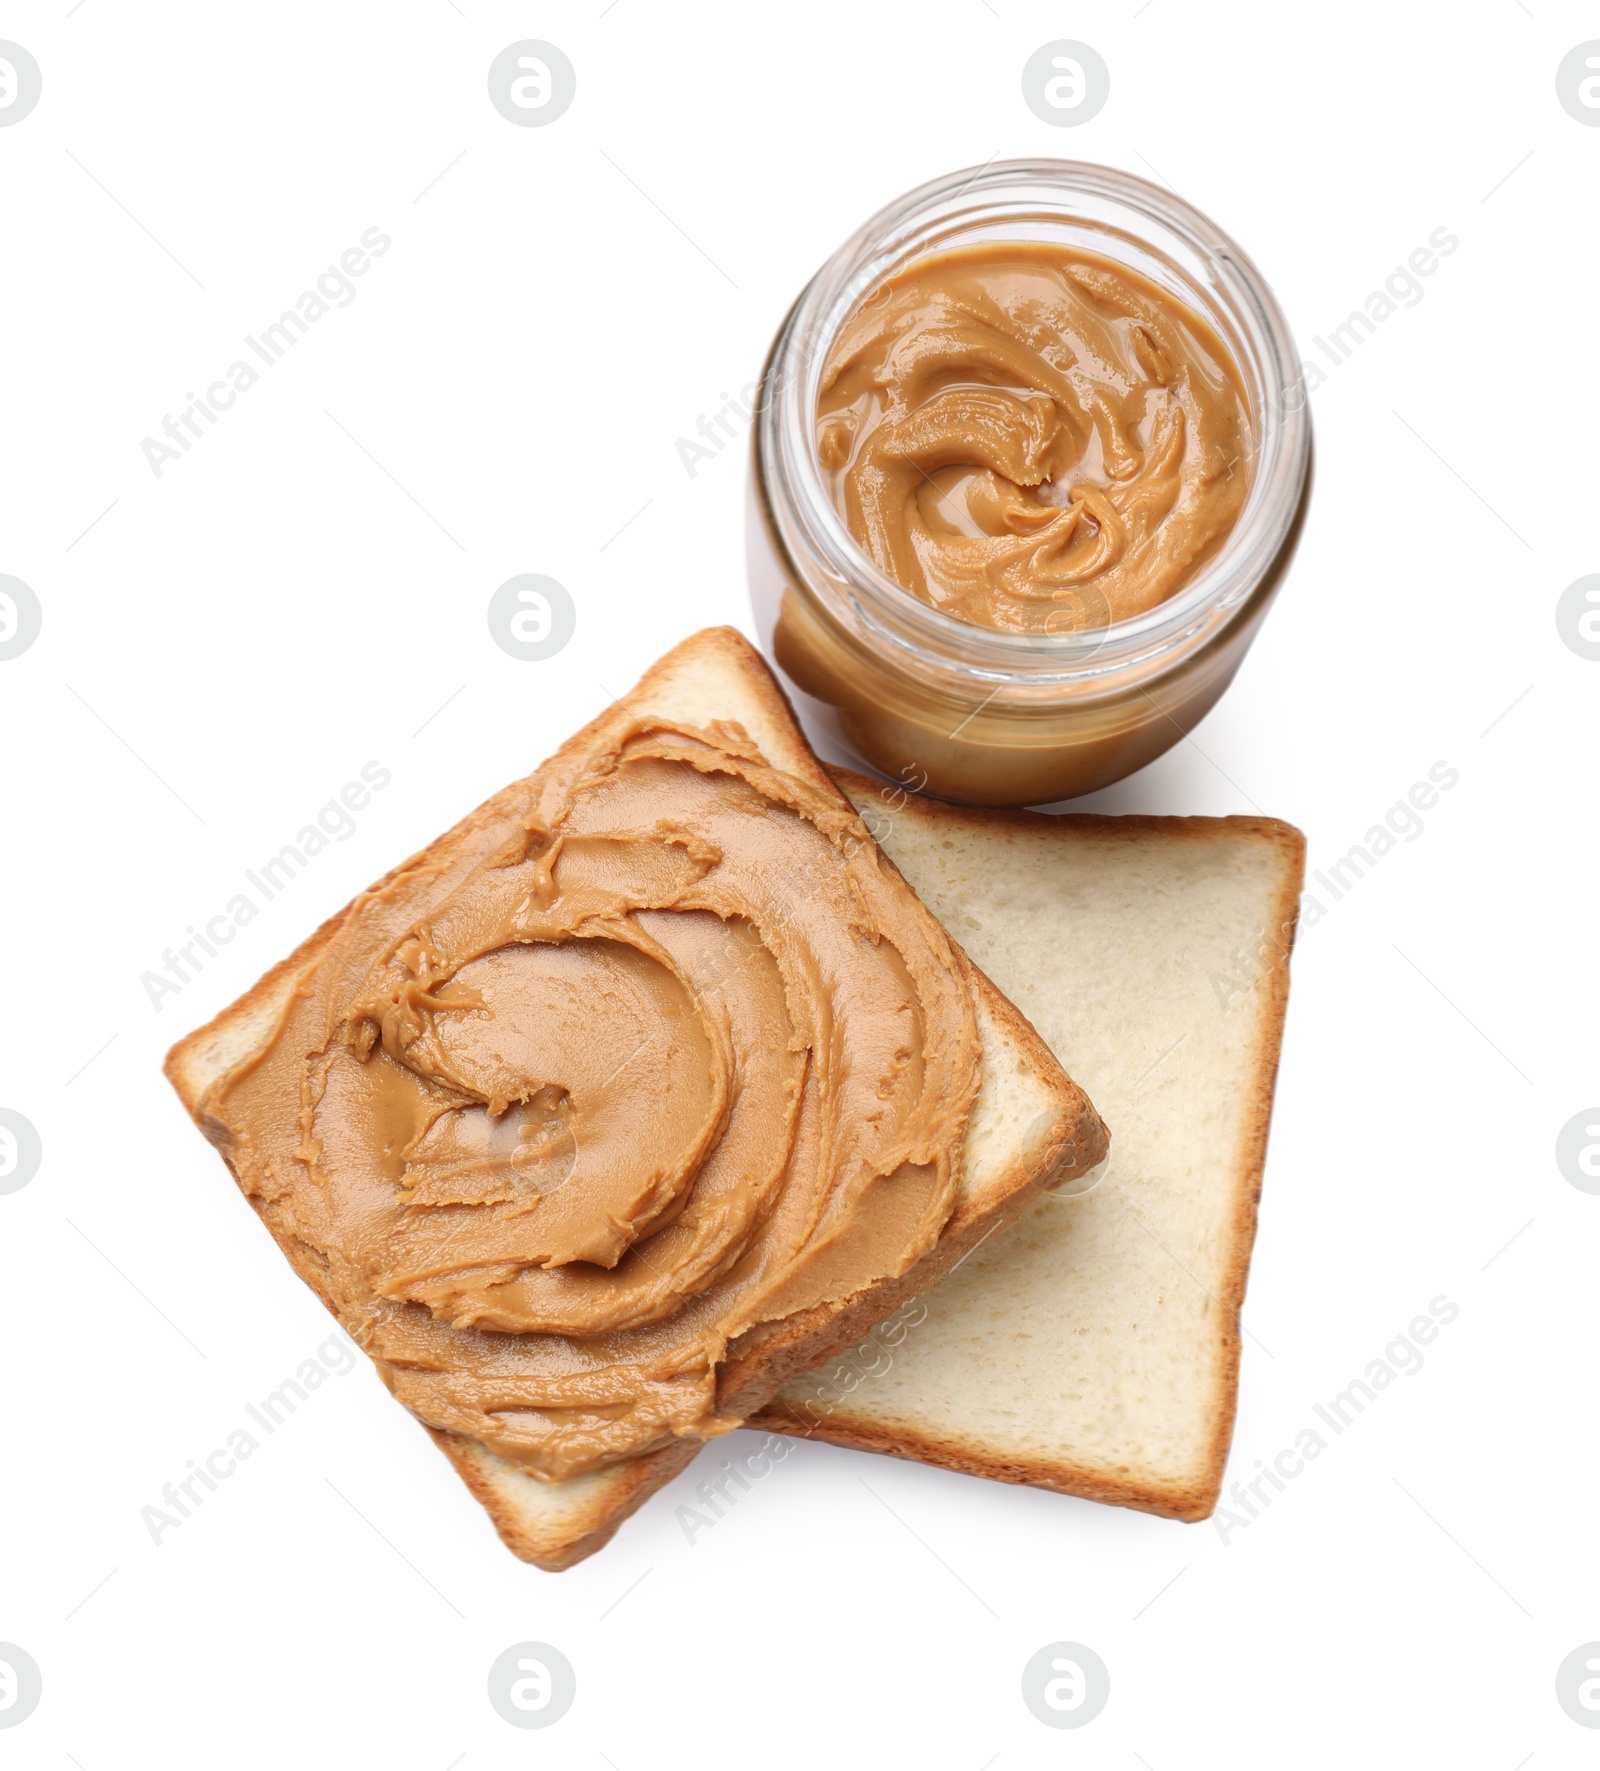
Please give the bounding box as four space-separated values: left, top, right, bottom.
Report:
752 1402 1215 1521
427 1430 705 1571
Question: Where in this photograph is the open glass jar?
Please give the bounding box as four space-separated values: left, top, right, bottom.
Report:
748 159 1312 806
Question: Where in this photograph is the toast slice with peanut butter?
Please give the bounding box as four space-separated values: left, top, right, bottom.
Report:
164 629 1106 1570
756 775 1304 1522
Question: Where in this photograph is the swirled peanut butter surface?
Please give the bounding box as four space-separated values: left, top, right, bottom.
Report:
816 244 1253 632
197 707 980 1481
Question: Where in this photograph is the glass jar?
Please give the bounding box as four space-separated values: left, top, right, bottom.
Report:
748 159 1312 807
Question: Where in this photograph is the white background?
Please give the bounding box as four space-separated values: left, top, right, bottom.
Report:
2 2 1595 1764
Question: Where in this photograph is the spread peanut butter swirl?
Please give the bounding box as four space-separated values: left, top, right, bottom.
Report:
197 713 981 1481
816 243 1253 632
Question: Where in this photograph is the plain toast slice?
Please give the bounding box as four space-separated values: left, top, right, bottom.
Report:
756 774 1304 1522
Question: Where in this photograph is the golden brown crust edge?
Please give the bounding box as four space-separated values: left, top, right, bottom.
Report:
751 773 1306 1524
427 1431 704 1572
827 764 1307 857
1187 815 1305 1514
751 1404 1215 1521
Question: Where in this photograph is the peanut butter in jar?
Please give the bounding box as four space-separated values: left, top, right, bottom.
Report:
750 160 1311 807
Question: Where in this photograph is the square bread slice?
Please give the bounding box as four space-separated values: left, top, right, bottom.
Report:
755 775 1305 1521
164 631 1107 1569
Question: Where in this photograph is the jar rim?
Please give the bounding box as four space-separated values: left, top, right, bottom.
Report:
758 158 1311 688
